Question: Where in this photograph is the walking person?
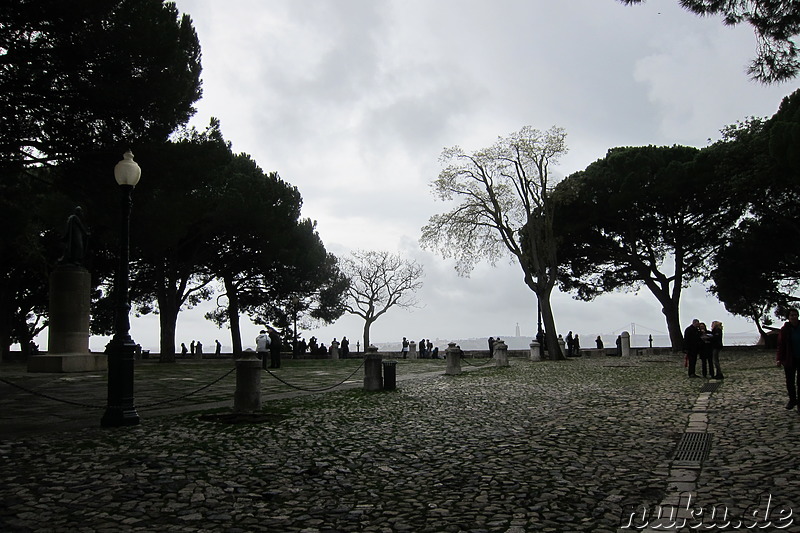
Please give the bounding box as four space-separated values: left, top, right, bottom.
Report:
777 308 800 411
683 319 701 377
710 321 724 379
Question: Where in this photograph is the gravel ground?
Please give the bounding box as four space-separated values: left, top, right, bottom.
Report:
0 351 798 532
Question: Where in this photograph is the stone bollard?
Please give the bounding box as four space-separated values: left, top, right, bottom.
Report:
234 349 261 413
494 339 509 367
530 341 541 361
445 342 462 376
621 331 631 357
364 346 383 391
408 341 418 359
557 336 566 359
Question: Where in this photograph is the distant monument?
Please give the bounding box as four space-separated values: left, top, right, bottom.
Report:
28 207 106 373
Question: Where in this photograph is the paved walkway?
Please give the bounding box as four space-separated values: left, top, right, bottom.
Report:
0 351 798 532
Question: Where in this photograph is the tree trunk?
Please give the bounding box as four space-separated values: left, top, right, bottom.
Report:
538 287 564 360
0 333 10 362
362 318 374 351
158 308 178 363
225 275 243 357
157 278 179 362
661 300 684 352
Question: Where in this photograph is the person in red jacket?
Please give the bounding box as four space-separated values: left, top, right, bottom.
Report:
776 308 800 411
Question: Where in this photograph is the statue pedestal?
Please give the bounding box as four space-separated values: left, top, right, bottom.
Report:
28 265 106 373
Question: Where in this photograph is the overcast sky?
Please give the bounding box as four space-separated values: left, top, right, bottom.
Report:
88 0 796 352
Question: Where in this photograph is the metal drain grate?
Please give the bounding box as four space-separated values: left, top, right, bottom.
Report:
673 432 711 465
700 382 722 393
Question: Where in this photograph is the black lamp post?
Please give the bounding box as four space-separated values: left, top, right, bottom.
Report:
101 150 142 427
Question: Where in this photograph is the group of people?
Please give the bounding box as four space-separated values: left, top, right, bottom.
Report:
683 318 724 379
400 337 439 358
179 339 223 357
296 336 351 357
565 331 581 357
256 327 282 369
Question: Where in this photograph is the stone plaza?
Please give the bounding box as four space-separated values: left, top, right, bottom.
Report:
1 349 798 532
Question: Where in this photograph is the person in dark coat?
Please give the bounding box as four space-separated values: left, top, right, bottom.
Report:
683 319 701 377
777 308 800 411
267 327 282 369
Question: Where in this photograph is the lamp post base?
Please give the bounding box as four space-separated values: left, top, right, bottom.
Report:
101 335 140 427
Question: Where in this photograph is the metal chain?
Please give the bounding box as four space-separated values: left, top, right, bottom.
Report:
137 366 236 409
262 359 366 392
461 356 495 367
0 366 236 411
0 377 103 409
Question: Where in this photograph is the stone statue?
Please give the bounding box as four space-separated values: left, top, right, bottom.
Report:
59 206 90 266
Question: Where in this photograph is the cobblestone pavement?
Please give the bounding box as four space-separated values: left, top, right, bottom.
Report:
1 351 798 532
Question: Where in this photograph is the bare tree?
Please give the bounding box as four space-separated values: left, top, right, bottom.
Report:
420 125 567 359
341 250 424 349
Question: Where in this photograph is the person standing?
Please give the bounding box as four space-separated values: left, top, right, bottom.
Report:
256 330 270 369
565 331 574 357
595 336 604 349
180 343 188 357
683 319 701 377
488 337 495 358
710 321 724 379
401 337 409 359
341 336 350 358
215 339 222 355
698 322 713 378
574 334 581 357
190 340 196 356
777 308 800 411
268 327 282 369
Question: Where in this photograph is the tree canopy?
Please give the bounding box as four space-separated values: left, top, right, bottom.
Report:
421 126 568 359
202 154 347 356
0 0 202 177
554 144 745 350
0 0 203 359
618 0 800 83
710 88 800 328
